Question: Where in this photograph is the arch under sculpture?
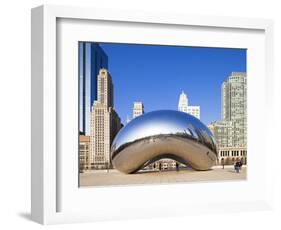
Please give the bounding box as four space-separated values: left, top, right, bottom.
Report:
111 110 218 174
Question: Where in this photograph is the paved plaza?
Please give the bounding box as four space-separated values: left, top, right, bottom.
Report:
80 165 247 187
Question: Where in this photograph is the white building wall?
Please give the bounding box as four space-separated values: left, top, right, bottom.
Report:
178 91 200 119
133 101 144 118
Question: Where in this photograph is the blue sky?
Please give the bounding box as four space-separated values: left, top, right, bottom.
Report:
99 43 246 125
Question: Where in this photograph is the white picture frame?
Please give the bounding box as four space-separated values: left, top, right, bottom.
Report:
31 4 274 225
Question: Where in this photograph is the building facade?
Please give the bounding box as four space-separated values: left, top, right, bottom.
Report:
208 121 234 147
133 101 144 118
79 42 108 135
79 135 90 172
178 91 200 119
90 69 121 169
221 72 247 147
217 147 247 165
208 72 247 165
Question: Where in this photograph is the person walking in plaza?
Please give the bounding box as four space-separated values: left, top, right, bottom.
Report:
234 161 240 173
176 162 179 172
238 160 243 172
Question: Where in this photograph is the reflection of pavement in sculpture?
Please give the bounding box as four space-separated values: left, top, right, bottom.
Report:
111 110 218 174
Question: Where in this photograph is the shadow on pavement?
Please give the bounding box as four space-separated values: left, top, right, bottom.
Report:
18 212 32 221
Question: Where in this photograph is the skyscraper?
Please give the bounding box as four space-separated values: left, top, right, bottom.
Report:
208 120 233 147
79 42 108 135
178 91 188 112
208 72 247 165
133 101 144 118
178 91 200 119
90 69 121 169
221 72 247 147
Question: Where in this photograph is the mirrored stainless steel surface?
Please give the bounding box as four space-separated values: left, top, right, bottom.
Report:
111 110 218 174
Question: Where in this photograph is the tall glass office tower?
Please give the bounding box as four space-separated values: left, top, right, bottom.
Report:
79 42 108 135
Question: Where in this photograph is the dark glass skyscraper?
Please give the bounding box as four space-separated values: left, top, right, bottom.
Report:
79 42 108 135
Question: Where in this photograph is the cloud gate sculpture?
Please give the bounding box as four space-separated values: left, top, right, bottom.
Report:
111 110 218 174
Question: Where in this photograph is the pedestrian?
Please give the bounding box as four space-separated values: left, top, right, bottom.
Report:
239 160 243 171
159 162 162 172
221 158 225 169
234 161 240 173
176 162 179 172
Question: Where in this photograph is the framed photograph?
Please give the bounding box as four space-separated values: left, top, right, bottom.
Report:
31 5 274 224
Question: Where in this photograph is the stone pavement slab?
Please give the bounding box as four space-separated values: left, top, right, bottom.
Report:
80 166 247 187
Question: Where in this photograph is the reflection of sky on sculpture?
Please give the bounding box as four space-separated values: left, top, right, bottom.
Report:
112 110 215 150
111 110 218 173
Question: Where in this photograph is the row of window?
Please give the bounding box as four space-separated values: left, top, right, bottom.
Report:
220 150 247 157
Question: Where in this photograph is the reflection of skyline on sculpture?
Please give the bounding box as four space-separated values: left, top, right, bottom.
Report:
111 110 217 174
113 110 215 151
